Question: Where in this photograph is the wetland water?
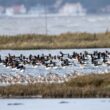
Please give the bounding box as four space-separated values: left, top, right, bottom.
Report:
0 99 110 110
0 48 110 85
0 15 110 35
0 50 110 110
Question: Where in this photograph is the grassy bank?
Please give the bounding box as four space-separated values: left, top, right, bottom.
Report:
0 32 110 49
0 73 110 98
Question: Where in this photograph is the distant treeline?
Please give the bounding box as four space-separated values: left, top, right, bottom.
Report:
0 32 110 49
0 73 110 98
0 0 109 14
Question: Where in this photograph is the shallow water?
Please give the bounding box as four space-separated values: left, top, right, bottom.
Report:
0 48 110 85
0 15 110 35
0 49 110 76
0 99 110 110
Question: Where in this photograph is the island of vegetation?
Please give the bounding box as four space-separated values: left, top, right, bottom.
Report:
0 32 110 49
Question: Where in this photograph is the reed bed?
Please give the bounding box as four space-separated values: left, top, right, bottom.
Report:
0 32 110 49
0 73 110 98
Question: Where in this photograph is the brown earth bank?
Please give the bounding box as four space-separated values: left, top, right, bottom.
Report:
0 73 110 98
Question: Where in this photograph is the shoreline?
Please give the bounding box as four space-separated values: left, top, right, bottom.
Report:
0 96 43 99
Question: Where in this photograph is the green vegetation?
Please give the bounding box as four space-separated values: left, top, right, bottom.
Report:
0 73 110 98
0 32 110 49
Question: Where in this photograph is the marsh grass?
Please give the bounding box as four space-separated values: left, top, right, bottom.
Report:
0 32 110 49
0 73 110 98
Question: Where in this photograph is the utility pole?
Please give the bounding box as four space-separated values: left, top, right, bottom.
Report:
44 0 48 35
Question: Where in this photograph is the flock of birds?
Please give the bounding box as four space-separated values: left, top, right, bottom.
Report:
0 50 110 85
